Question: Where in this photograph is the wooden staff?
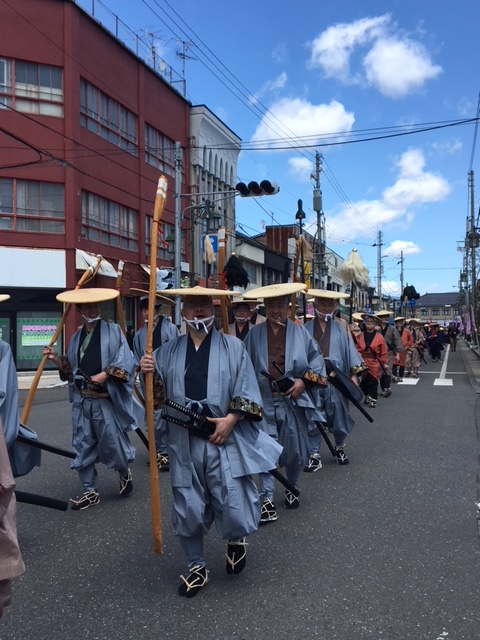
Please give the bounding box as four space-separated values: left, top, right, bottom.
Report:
290 238 300 320
20 257 102 425
217 226 229 332
116 260 126 335
145 175 168 556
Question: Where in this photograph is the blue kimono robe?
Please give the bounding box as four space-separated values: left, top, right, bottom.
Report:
304 317 366 443
61 321 136 488
244 319 326 476
153 328 282 539
1 341 40 478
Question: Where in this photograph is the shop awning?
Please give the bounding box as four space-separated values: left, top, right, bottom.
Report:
75 249 118 278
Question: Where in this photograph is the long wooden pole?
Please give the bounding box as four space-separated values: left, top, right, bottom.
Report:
217 226 229 332
115 260 126 335
290 240 300 320
20 257 102 425
145 175 168 556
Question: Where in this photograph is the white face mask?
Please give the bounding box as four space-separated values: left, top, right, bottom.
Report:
82 315 101 324
234 316 249 324
315 309 333 322
184 315 215 333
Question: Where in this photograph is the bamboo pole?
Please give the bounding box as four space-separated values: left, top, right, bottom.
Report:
21 257 102 425
145 175 168 556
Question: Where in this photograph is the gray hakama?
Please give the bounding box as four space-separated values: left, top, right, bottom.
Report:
61 321 136 492
304 318 366 450
0 340 41 478
152 328 282 568
244 319 326 500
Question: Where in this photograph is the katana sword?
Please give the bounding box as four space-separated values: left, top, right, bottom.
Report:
162 398 300 497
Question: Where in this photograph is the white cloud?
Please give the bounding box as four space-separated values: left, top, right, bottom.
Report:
249 72 288 105
363 37 442 98
430 138 462 155
307 14 442 98
382 240 421 258
288 157 314 182
272 43 288 64
308 15 389 82
250 98 355 148
326 148 451 241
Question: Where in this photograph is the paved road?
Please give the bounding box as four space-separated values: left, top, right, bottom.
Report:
2 341 480 640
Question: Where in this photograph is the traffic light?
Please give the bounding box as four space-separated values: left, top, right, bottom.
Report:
157 268 174 290
235 179 280 197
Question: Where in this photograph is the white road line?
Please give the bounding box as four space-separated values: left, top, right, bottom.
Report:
434 344 452 386
397 378 419 385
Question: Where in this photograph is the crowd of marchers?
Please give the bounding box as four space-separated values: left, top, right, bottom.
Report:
0 286 462 609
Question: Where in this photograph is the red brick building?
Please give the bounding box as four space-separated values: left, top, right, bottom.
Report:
0 0 190 368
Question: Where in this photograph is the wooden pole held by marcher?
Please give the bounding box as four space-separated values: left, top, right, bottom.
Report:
145 175 168 556
217 227 229 332
116 260 126 335
21 257 102 425
290 239 300 320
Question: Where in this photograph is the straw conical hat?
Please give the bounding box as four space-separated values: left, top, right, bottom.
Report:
0 294 10 303
243 283 306 299
352 312 365 322
375 310 391 318
394 316 406 322
306 289 349 300
56 288 119 304
163 285 235 297
129 288 175 306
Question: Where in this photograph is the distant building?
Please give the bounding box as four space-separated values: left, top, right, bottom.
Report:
416 292 460 325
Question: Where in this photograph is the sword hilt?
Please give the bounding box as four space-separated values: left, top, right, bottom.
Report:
164 398 204 423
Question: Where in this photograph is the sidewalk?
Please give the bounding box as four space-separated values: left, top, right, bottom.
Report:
17 370 67 390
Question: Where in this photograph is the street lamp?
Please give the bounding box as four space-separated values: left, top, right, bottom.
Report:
467 229 480 249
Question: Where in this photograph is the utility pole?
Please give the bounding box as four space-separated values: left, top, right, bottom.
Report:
311 152 324 288
398 250 404 316
469 170 478 345
376 230 383 309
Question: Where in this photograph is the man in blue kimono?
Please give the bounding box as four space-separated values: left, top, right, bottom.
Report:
0 294 41 478
43 288 136 511
304 289 367 469
130 288 177 470
243 283 327 524
140 286 281 598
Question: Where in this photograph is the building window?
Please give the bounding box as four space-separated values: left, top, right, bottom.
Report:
0 178 64 232
0 58 63 116
144 123 175 176
82 191 138 251
80 79 138 156
444 308 451 316
146 219 172 261
432 308 439 316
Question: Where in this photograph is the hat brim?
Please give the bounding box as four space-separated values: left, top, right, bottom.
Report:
243 283 306 299
0 294 10 303
129 288 175 306
306 289 349 300
164 286 234 297
352 313 365 322
57 288 120 304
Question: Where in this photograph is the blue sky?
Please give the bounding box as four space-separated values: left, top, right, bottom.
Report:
78 0 480 298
